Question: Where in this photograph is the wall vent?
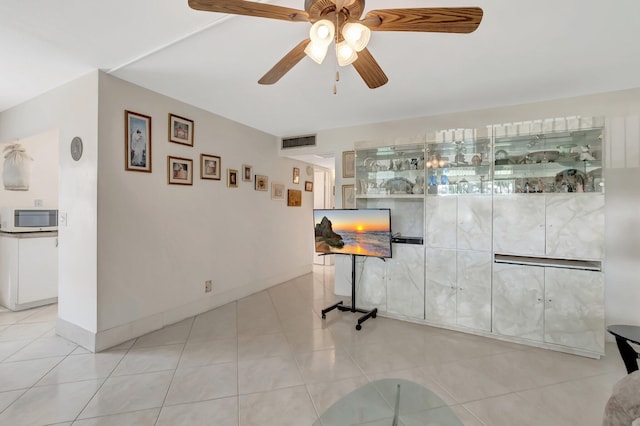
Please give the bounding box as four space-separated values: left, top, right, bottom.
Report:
281 134 316 149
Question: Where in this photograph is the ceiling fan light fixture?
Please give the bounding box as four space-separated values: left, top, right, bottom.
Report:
304 41 329 64
342 22 371 52
309 19 335 46
336 41 358 66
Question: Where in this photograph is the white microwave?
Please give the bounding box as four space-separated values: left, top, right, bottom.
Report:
1 207 58 232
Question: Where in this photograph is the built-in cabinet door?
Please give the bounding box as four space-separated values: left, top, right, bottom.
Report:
492 263 544 341
18 237 58 304
545 194 605 260
425 196 457 249
355 256 387 311
425 248 456 325
493 195 545 255
457 196 492 251
456 250 492 331
544 267 605 354
387 244 425 319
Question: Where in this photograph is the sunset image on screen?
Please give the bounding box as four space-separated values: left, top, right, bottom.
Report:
313 209 392 258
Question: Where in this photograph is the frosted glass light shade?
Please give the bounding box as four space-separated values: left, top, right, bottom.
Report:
336 41 358 66
342 22 371 52
309 19 335 46
304 41 329 64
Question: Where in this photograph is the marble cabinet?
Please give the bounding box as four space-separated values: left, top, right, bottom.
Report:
425 248 456 325
493 195 546 256
457 196 492 251
425 248 491 332
544 267 605 353
425 196 456 249
492 262 604 354
334 245 425 320
386 244 425 319
456 250 492 331
492 263 545 341
546 194 604 260
493 194 604 260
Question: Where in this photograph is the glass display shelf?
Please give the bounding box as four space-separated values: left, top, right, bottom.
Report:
355 144 426 198
493 127 603 194
426 137 492 195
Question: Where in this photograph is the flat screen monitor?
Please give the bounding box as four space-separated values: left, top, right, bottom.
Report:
313 208 392 258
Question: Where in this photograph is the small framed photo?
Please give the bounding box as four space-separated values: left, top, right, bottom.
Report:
305 181 313 192
342 184 355 208
168 113 194 146
167 156 193 185
293 167 300 184
271 183 285 200
288 189 302 207
342 151 355 178
200 154 221 180
243 164 253 182
255 175 268 191
227 168 238 188
125 110 152 172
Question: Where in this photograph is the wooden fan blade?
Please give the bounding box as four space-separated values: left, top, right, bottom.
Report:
363 7 483 33
352 48 388 89
189 0 309 22
259 39 311 85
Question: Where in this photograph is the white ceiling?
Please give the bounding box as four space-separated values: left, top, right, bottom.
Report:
2 0 640 140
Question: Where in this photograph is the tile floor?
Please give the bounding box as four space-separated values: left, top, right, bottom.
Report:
0 265 628 425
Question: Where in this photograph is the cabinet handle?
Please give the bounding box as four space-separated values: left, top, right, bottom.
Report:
548 299 552 303
537 298 542 302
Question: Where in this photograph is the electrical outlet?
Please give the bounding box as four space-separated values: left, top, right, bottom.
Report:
34 199 43 207
205 280 212 293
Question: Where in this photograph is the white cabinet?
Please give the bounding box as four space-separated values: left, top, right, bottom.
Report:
457 196 492 251
0 234 58 311
492 262 604 354
492 263 544 341
425 196 456 249
493 195 546 256
493 194 604 260
456 250 492 331
386 244 425 319
544 267 605 353
425 248 491 332
425 248 456 325
546 195 604 260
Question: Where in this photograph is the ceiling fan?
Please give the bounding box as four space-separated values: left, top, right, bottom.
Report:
188 0 483 89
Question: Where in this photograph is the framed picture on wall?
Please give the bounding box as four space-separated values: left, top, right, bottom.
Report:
125 110 152 172
305 181 313 192
243 164 253 182
255 175 268 191
167 156 193 185
228 169 239 188
200 154 221 180
342 184 355 208
293 167 300 184
342 151 355 178
271 183 285 200
168 113 194 146
288 189 302 207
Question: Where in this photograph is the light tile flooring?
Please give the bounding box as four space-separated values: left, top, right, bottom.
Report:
0 265 627 425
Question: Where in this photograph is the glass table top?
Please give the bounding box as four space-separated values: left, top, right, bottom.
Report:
312 378 462 426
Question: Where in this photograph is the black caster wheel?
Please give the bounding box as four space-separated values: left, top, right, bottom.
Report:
322 314 326 319
356 324 362 330
372 313 377 318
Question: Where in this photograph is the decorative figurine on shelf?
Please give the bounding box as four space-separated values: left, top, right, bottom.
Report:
579 145 595 161
412 176 425 194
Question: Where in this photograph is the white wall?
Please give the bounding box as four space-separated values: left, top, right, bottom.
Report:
0 72 100 342
0 128 59 209
94 73 313 349
282 87 640 328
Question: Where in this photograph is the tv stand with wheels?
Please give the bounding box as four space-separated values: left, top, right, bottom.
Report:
321 254 380 330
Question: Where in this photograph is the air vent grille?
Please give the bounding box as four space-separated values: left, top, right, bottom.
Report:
281 135 316 149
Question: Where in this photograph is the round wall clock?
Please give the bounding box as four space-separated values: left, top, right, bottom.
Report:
70 136 83 161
